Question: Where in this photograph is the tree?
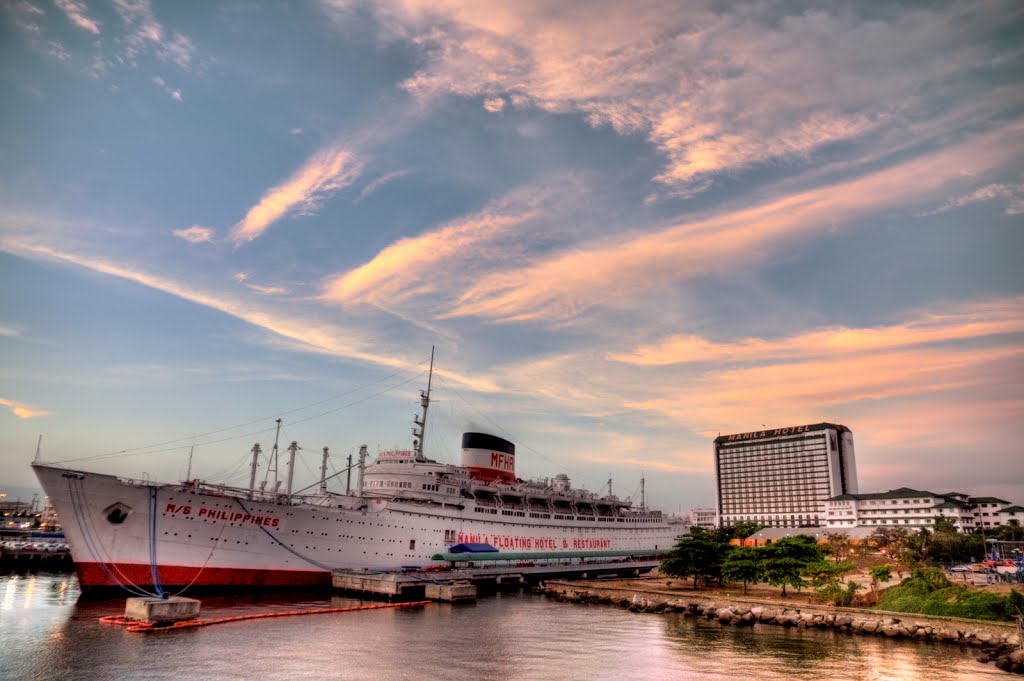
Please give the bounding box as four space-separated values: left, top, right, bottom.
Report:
869 527 910 566
806 558 855 604
868 565 893 592
998 520 1023 543
660 528 733 589
762 536 824 597
730 521 764 541
933 516 959 534
722 546 763 595
824 532 853 562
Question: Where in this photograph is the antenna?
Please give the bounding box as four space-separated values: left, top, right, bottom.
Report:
413 346 435 461
185 444 195 482
33 435 43 463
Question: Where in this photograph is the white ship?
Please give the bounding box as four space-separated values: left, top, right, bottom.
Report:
33 361 681 592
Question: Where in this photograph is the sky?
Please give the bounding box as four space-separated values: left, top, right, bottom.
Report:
1 1 1022 513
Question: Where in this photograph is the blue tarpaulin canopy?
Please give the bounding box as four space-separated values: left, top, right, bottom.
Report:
447 543 499 554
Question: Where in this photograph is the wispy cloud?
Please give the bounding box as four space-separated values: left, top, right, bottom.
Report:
172 225 213 243
628 344 1023 440
231 145 362 245
152 75 182 101
440 119 1022 323
0 239 474 384
4 1 45 36
356 168 414 202
0 397 52 419
113 0 195 71
482 97 505 113
0 325 22 338
234 273 290 296
917 182 1024 217
323 176 582 308
328 1 1011 195
54 0 100 34
609 297 1024 366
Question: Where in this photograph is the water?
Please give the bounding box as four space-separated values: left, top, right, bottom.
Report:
0 572 1003 680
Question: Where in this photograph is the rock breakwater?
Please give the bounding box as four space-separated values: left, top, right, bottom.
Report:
544 581 1024 675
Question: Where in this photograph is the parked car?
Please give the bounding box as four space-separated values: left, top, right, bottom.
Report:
949 565 971 573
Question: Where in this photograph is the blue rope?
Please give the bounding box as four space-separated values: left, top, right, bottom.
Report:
65 476 152 598
148 486 166 598
232 497 336 571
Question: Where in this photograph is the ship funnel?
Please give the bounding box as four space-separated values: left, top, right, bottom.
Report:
461 432 516 483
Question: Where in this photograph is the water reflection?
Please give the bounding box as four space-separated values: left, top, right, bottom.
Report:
0 573 1003 681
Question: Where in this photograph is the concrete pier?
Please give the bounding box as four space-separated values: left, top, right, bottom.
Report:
333 557 660 601
124 597 201 625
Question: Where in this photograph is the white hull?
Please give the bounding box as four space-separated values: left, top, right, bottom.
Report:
34 463 680 590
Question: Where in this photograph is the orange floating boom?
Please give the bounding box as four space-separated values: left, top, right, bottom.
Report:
99 601 431 633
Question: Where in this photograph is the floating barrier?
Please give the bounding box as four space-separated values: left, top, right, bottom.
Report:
99 600 430 633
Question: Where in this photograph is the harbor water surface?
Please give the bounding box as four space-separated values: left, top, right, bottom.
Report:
0 572 1003 680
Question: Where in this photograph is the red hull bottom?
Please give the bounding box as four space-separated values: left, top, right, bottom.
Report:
75 561 332 590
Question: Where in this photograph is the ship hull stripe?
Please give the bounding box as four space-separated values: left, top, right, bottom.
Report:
75 561 330 589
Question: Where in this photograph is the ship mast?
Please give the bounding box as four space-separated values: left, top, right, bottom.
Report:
412 346 434 461
248 443 261 500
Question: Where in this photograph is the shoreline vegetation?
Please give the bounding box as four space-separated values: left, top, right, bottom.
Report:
566 523 1024 673
543 576 1024 674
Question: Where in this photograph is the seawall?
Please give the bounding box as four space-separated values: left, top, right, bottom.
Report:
543 580 1024 674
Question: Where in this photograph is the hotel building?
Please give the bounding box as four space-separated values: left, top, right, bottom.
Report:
714 423 858 528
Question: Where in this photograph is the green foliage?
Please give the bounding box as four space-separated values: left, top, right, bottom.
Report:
818 580 862 607
729 521 764 540
762 535 824 596
722 546 763 594
808 557 856 605
913 566 952 591
997 520 1023 542
932 516 959 534
805 560 854 589
868 565 892 590
1006 589 1024 620
660 527 733 588
877 570 1014 622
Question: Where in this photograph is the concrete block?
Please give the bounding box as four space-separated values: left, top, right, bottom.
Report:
125 597 201 624
425 582 477 602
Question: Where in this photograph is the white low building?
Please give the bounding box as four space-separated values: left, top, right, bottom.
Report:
688 507 718 530
968 496 1013 530
823 487 976 531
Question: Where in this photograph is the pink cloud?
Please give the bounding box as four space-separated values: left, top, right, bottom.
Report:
231 145 361 245
440 119 1022 322
326 1 1006 194
172 225 213 243
113 0 195 70
609 297 1024 366
918 182 1024 217
322 176 584 307
0 397 52 419
54 0 100 34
